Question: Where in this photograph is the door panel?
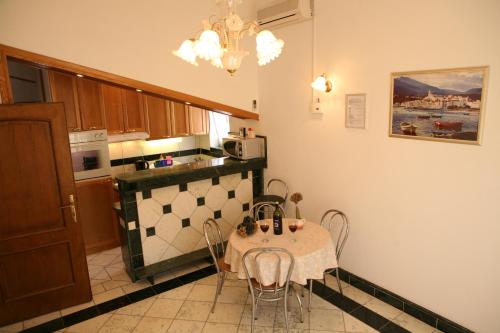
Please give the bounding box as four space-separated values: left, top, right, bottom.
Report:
188 106 208 135
170 101 190 136
77 77 105 130
101 83 125 134
48 71 81 132
144 94 171 139
122 89 145 132
0 103 91 326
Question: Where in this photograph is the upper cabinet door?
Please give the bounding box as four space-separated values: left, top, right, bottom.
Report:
48 71 81 132
170 101 190 137
188 106 209 135
122 89 145 132
144 94 171 139
101 84 124 134
76 77 105 130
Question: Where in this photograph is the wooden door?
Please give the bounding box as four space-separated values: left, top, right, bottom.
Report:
122 89 146 132
101 83 125 134
48 71 82 132
144 94 171 139
170 101 190 136
188 106 209 135
77 77 105 130
76 177 120 255
0 103 91 326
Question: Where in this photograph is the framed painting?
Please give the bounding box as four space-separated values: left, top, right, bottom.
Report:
389 66 488 144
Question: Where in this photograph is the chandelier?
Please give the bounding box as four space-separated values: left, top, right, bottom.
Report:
172 0 284 75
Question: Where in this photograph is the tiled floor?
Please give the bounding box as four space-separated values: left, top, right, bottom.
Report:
0 248 443 333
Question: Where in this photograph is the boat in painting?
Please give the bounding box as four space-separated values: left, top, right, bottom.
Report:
434 121 463 131
400 122 418 135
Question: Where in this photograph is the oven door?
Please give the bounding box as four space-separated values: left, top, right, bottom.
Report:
70 141 111 181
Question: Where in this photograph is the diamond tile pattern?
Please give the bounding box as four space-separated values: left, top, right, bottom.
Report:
136 172 253 266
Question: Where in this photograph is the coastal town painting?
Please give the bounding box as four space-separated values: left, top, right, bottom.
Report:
389 66 488 144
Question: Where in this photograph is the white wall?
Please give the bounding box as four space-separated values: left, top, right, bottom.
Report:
0 0 258 111
257 1 500 332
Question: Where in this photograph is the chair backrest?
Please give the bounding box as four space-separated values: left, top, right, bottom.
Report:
203 218 225 272
242 247 294 295
250 201 285 221
266 178 289 202
320 209 349 260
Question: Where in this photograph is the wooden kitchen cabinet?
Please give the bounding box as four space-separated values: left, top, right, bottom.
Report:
170 101 190 136
101 83 125 134
122 88 146 132
188 106 209 135
144 94 171 139
76 77 105 130
48 71 82 132
76 177 120 255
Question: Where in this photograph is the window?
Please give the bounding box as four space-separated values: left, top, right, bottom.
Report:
209 111 230 148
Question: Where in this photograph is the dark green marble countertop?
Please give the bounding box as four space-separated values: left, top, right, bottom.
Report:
116 157 266 192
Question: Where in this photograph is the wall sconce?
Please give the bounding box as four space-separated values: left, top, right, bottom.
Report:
311 73 333 93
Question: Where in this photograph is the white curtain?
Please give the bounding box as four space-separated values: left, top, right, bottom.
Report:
209 111 230 148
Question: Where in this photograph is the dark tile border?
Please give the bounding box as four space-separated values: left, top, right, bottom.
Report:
334 269 474 333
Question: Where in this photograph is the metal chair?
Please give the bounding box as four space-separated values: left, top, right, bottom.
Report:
242 247 303 333
308 209 349 311
250 201 286 221
203 218 231 313
253 178 289 208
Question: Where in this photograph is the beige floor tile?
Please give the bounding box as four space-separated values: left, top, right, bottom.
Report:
176 301 212 322
122 281 151 294
239 304 277 327
61 300 95 316
132 317 172 333
309 330 344 333
92 283 106 295
274 306 309 330
89 253 120 266
146 298 184 319
217 286 249 304
167 319 205 333
65 313 112 333
342 286 373 305
196 274 218 286
116 298 156 316
93 287 125 304
98 326 130 333
393 313 436 333
102 314 141 331
0 321 23 332
343 312 377 333
23 311 61 329
273 328 309 333
102 247 122 256
364 298 402 320
187 284 217 302
202 322 238 333
159 284 194 300
102 279 131 291
309 308 344 332
207 302 245 324
91 278 109 286
237 325 273 333
324 274 350 292
93 269 112 281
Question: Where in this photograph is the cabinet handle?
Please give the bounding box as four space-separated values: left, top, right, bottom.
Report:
61 194 78 223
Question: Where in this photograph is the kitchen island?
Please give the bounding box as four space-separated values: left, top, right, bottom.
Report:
115 157 266 282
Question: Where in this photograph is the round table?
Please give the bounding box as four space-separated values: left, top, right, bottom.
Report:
224 218 337 286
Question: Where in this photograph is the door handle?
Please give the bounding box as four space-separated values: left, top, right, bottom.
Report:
61 194 78 223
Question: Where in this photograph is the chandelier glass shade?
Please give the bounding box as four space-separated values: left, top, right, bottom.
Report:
173 1 284 75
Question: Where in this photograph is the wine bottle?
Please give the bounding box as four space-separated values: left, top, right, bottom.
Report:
273 202 283 235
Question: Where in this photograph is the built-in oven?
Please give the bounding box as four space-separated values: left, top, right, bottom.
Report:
69 130 111 181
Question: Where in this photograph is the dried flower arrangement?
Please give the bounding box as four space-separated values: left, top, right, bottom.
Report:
290 192 303 219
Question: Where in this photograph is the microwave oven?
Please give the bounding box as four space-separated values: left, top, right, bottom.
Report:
222 137 264 160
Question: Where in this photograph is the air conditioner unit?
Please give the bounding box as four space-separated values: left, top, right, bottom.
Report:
257 0 313 30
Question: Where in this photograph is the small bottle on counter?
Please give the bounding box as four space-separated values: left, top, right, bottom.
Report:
247 128 255 139
273 202 283 235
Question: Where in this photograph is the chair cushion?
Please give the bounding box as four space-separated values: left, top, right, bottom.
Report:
217 257 232 272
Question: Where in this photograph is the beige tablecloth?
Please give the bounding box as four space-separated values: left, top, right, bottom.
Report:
224 218 337 286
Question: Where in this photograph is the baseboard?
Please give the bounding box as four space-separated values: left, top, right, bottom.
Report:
335 268 474 333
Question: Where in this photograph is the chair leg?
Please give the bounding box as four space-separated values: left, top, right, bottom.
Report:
301 284 305 297
283 289 289 332
336 267 343 295
211 272 223 313
323 271 327 286
251 296 256 333
308 279 312 312
219 271 226 294
295 289 304 323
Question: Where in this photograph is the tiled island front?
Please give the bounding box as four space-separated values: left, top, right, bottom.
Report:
115 157 266 282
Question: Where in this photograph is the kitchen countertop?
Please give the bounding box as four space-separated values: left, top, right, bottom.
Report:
115 157 266 192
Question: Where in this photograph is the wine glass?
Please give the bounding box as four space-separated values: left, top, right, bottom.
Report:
288 220 298 242
259 220 270 243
